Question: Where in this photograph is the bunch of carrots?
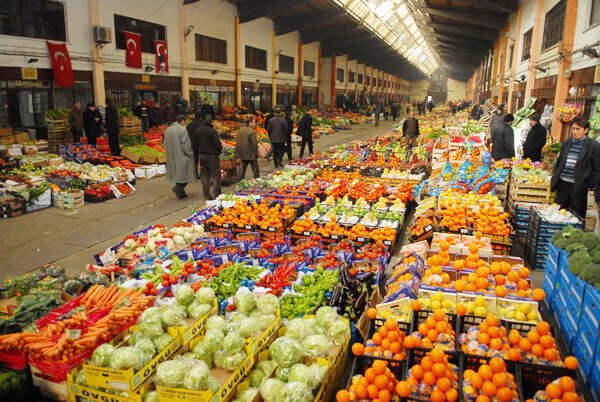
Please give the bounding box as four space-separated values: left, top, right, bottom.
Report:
0 285 153 362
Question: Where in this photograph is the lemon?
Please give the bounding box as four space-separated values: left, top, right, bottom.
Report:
475 296 486 307
515 311 526 321
474 306 487 317
467 302 476 314
517 303 531 314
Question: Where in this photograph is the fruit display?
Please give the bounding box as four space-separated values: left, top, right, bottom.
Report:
462 357 520 401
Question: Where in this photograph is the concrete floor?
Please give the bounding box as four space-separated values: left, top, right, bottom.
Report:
0 120 399 280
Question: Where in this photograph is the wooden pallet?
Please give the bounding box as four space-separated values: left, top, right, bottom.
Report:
119 117 142 136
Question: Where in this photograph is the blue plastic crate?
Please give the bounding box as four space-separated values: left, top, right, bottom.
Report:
542 274 555 311
547 243 560 265
573 329 596 384
555 291 579 348
545 257 558 280
559 249 570 271
568 272 588 307
582 286 600 334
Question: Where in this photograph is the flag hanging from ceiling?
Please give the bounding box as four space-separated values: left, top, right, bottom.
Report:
124 31 142 68
154 40 169 73
46 41 74 88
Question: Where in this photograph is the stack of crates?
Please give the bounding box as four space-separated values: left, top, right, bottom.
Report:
542 243 562 311
509 201 535 238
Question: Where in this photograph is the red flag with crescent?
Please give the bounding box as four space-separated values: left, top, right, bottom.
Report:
154 40 169 73
46 41 74 88
124 31 142 68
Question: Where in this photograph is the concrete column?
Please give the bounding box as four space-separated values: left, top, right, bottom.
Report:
317 44 322 107
88 0 105 106
498 24 509 104
330 53 336 107
508 2 524 110
525 0 545 99
492 37 501 97
178 2 190 101
551 0 578 141
234 16 241 107
297 39 302 106
271 31 277 108
344 58 348 94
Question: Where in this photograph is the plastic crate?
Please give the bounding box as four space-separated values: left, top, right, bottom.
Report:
581 286 600 333
547 243 561 267
542 273 556 312
400 348 461 402
572 321 598 384
518 362 576 400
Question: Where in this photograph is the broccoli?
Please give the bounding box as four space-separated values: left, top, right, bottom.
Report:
590 247 600 264
581 233 600 251
569 250 593 276
578 262 600 284
552 226 583 249
565 243 587 256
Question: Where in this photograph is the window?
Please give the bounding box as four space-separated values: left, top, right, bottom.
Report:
348 71 355 83
115 14 166 54
508 45 514 68
195 34 227 64
358 73 363 84
336 68 345 82
365 76 371 86
0 0 65 41
303 60 315 77
592 0 600 25
278 55 294 74
521 29 532 61
373 78 377 87
542 0 566 50
245 46 267 71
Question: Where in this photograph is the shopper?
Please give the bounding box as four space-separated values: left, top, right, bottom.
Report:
267 111 288 168
427 101 434 113
186 112 204 178
491 105 506 131
164 115 196 199
197 117 223 200
551 118 600 218
284 111 294 161
134 101 150 133
490 114 515 161
82 103 102 146
163 101 175 125
68 102 83 143
522 113 547 162
297 112 314 158
105 98 120 156
199 98 216 122
264 109 274 161
149 102 164 128
236 117 260 179
402 112 420 147
374 103 381 127
391 102 399 121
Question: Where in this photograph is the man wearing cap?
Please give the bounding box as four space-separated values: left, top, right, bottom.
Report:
522 113 547 162
491 104 506 132
491 114 515 161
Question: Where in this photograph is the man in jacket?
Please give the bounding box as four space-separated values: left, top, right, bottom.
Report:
163 101 175 125
164 115 196 199
491 114 515 161
67 102 83 143
236 117 259 179
199 99 215 122
391 102 399 121
491 105 506 132
284 111 294 161
551 118 600 219
267 111 288 168
196 118 223 200
522 113 547 162
149 102 164 128
402 112 420 147
297 112 314 158
82 102 102 146
105 99 120 155
186 112 203 178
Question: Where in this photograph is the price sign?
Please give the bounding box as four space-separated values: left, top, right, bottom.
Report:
268 227 276 232
303 231 311 236
222 223 229 228
245 225 252 230
424 224 433 232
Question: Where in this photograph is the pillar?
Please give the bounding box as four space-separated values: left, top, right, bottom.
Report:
525 0 545 99
498 24 509 104
178 1 190 101
508 2 524 110
552 0 578 141
330 53 336 107
234 16 241 107
492 37 501 100
297 39 302 106
271 31 277 108
88 0 105 106
317 44 322 107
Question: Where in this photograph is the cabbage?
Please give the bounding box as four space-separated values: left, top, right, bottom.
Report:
255 360 277 377
192 340 214 366
195 287 216 305
225 321 240 334
206 315 226 332
161 305 187 327
207 376 220 393
235 387 259 402
153 333 174 351
143 391 159 402
154 359 187 388
187 302 212 320
140 306 162 323
181 352 196 359
259 314 277 330
238 317 260 338
256 294 278 315
249 368 266 387
214 350 246 371
288 363 318 389
139 316 164 338
204 329 225 351
315 306 337 329
182 360 211 390
303 318 324 335
74 369 86 385
259 378 284 402
276 366 290 382
311 363 328 386
175 285 195 306
235 288 256 313
125 331 144 346
109 347 143 370
278 381 313 402
302 335 332 357
139 350 153 366
286 318 311 341
270 336 302 368
90 343 114 367
223 331 245 354
135 338 157 357
327 319 348 345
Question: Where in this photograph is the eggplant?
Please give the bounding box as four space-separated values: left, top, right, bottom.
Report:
353 289 368 316
329 284 343 307
340 266 352 287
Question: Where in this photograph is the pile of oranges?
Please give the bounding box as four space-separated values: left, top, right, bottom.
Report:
395 346 459 401
462 357 519 402
527 377 582 402
290 216 319 234
411 214 437 238
336 360 398 402
405 309 456 351
351 319 406 361
471 204 511 236
208 200 296 230
460 314 511 356
452 243 488 271
438 202 469 232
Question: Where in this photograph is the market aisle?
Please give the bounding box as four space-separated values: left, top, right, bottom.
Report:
0 120 397 280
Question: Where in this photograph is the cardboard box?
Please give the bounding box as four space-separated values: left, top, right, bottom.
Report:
121 149 142 163
141 153 157 164
14 132 30 143
156 153 167 164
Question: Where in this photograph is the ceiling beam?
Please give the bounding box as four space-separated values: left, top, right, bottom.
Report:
319 33 374 49
424 7 505 30
457 0 517 14
435 35 492 50
300 24 363 43
431 23 499 41
436 41 489 56
236 0 314 23
275 10 345 35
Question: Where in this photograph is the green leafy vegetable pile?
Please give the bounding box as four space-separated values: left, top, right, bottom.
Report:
552 226 600 289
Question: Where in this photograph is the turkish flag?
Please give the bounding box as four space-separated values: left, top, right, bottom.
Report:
46 41 74 88
154 40 169 73
124 31 142 69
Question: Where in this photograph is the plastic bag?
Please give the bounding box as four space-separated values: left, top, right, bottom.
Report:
235 288 257 313
89 343 114 367
154 359 187 388
270 336 302 368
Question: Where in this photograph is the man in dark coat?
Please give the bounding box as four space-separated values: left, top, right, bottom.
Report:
522 113 547 162
149 102 164 128
186 112 203 178
104 99 120 155
491 114 515 161
284 112 294 161
164 116 196 199
82 102 102 146
199 99 216 122
551 118 600 218
391 102 399 121
297 112 314 158
162 101 175 125
402 112 420 147
267 111 288 168
67 102 83 143
235 117 259 179
196 118 223 200
491 105 506 132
